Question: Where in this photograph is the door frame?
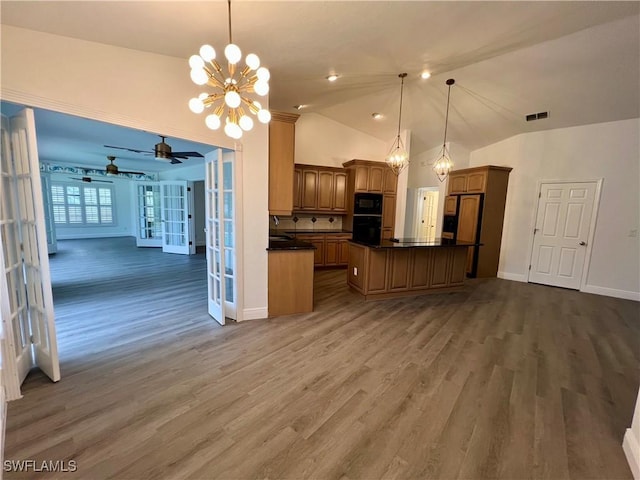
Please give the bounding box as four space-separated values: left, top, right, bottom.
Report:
526 178 603 291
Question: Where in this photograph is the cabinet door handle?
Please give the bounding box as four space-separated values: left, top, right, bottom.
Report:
579 241 586 246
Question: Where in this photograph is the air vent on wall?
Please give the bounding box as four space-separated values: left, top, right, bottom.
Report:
526 111 549 122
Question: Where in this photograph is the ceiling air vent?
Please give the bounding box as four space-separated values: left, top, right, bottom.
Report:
526 111 549 121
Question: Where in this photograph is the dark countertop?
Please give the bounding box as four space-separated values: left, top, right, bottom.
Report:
350 238 482 249
267 233 316 251
271 229 352 235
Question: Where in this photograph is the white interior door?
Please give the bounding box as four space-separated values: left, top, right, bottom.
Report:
160 181 194 255
135 182 162 247
204 149 237 325
40 173 57 254
1 108 60 395
420 191 439 240
529 181 597 289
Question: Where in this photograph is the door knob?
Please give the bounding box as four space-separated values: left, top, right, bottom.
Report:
579 241 586 246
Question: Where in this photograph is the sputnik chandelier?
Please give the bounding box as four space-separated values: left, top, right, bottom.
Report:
188 0 271 140
433 79 456 182
385 73 409 175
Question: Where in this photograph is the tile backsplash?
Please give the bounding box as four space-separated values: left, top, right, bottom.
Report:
270 214 344 230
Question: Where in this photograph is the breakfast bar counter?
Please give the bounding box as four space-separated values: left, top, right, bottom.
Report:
347 238 478 300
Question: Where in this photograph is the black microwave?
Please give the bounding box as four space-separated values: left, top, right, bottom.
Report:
354 193 383 215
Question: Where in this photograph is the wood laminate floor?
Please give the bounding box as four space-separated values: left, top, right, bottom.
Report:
5 237 640 479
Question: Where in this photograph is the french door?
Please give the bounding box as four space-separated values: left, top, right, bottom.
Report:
529 181 597 289
205 149 238 324
40 173 57 254
0 108 60 401
135 182 162 247
160 181 195 255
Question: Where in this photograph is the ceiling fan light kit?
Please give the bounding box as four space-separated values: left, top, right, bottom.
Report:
433 78 456 183
385 73 409 176
188 0 270 140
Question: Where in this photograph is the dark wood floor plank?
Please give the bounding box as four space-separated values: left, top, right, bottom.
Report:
3 237 638 480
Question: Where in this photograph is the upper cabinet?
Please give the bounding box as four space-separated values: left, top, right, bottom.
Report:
269 112 300 216
447 167 495 195
293 164 348 213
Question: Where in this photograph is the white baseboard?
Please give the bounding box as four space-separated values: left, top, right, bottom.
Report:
241 307 268 321
497 271 528 282
623 428 640 480
582 285 640 302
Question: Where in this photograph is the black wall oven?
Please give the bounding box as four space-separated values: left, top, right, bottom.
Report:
354 193 383 215
353 215 382 245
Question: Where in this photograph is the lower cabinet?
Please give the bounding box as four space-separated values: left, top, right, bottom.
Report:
293 233 352 268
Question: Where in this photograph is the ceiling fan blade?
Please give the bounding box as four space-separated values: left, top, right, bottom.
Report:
119 170 146 175
171 151 204 158
104 144 154 154
71 176 113 184
170 158 183 164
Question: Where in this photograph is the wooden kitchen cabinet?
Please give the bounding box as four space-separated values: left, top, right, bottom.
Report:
269 111 299 215
444 195 458 215
382 194 396 240
447 168 488 195
445 165 512 278
293 164 347 213
293 232 352 267
368 165 384 193
383 168 397 194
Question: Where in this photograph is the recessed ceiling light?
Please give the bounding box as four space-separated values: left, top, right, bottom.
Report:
421 71 431 80
326 74 339 82
372 113 383 120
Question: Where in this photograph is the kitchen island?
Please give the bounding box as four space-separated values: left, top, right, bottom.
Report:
347 238 478 300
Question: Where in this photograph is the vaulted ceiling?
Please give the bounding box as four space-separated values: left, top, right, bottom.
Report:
1 1 638 169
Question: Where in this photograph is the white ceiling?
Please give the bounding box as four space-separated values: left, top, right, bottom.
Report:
1 1 639 171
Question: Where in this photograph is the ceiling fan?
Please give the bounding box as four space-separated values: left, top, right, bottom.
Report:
71 176 113 184
104 156 144 176
104 135 204 164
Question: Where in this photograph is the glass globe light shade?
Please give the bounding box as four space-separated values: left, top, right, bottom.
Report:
198 92 209 101
246 53 260 70
189 55 205 69
224 44 242 64
199 44 216 62
190 68 209 86
224 90 241 108
254 80 269 96
239 115 254 131
188 97 205 114
205 114 221 130
257 109 271 124
256 67 270 82
224 122 243 139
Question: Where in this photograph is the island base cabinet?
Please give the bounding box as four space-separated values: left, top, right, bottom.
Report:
348 243 469 300
268 250 314 317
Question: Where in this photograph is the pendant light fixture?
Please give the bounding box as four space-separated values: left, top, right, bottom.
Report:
433 78 456 182
385 73 409 175
187 0 270 140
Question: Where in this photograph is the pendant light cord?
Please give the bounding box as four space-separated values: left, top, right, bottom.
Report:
227 0 233 45
396 73 407 144
443 80 454 148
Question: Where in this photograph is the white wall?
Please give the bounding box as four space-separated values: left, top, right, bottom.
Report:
470 118 640 300
624 388 640 480
295 112 388 167
48 172 135 239
404 141 470 238
1 25 269 320
158 162 206 182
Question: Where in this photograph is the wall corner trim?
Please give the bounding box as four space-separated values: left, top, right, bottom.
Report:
242 307 268 321
623 427 640 480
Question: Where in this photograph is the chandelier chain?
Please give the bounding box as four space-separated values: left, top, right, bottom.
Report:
227 0 233 45
396 73 407 142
